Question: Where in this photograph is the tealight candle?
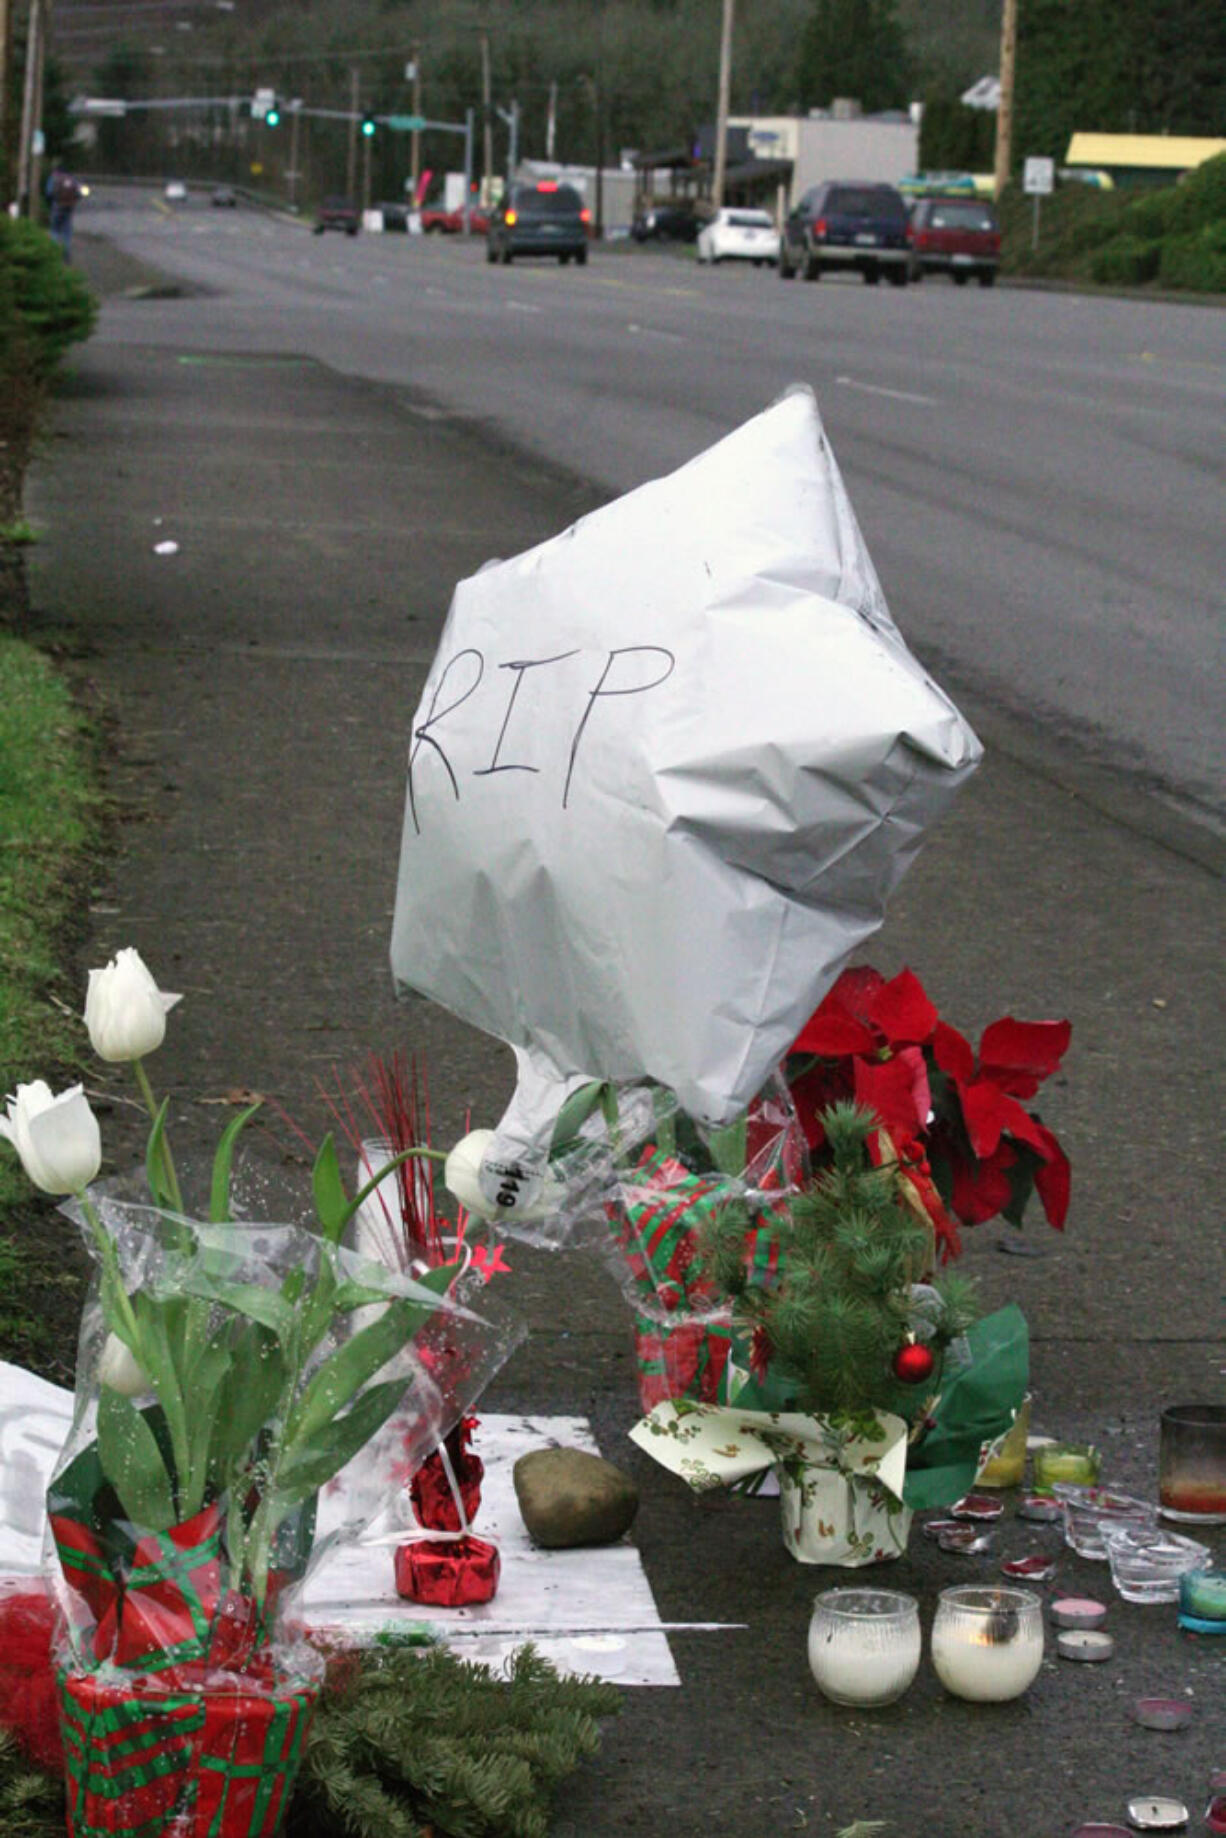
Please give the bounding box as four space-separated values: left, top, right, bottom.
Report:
1132 1697 1193 1731
807 1589 921 1708
1032 1441 1102 1492
1124 1796 1189 1831
1057 1629 1115 1662
930 1585 1044 1702
1050 1596 1108 1629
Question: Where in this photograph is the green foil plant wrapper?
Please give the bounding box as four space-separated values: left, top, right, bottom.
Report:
900 1303 1030 1511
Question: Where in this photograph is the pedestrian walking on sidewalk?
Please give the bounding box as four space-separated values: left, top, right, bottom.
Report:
46 166 84 261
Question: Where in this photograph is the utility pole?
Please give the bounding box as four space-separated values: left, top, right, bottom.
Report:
711 0 735 210
545 80 556 162
287 98 301 211
346 65 359 200
480 29 492 206
409 43 422 198
0 0 12 202
15 0 44 215
362 125 372 214
994 0 1018 201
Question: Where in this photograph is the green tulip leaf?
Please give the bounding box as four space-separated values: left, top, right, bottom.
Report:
285 1299 418 1449
549 1080 608 1154
97 1388 177 1532
186 1273 294 1341
209 1324 286 1485
312 1133 349 1244
209 1101 263 1224
144 1095 177 1213
275 1378 408 1503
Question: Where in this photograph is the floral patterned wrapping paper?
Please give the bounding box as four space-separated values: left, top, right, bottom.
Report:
629 1400 912 1567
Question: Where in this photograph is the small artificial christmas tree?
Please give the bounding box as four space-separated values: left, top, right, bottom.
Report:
699 1102 978 1424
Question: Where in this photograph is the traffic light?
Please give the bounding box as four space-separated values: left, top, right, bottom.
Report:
265 101 281 127
361 115 377 138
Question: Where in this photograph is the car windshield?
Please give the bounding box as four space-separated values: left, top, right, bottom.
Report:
827 188 906 223
726 211 772 228
515 186 583 215
928 202 996 231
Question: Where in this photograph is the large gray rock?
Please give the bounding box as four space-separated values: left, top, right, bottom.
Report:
513 1446 639 1549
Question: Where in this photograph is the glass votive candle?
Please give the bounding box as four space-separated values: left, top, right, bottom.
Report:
975 1397 1032 1489
930 1585 1045 1702
1159 1405 1226 1524
1103 1523 1210 1604
1032 1441 1102 1492
807 1588 921 1708
1053 1484 1159 1559
1178 1569 1226 1633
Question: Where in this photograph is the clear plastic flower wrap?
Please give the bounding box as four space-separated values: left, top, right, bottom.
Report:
41 1194 516 1838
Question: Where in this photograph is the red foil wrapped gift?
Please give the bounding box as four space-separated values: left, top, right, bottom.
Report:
394 1536 500 1606
410 1420 484 1531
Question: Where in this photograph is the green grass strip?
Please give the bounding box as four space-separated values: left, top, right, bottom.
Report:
0 634 101 1212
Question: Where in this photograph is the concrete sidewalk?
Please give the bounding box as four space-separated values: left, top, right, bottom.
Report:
20 238 1226 1837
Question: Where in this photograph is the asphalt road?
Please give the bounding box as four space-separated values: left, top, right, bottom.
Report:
74 184 1226 853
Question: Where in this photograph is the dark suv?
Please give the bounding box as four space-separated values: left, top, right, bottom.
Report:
487 182 589 265
906 194 1000 286
778 181 910 285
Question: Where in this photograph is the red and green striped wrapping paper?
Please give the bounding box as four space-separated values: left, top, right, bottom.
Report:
58 1664 317 1838
614 1146 783 1411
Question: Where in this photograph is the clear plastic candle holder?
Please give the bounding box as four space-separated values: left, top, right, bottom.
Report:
930 1585 1045 1702
1159 1405 1226 1524
1053 1483 1159 1560
1178 1568 1226 1633
1103 1523 1210 1604
807 1589 921 1708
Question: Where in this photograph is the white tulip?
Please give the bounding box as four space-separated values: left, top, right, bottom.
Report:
0 1080 102 1194
85 948 181 1062
97 1333 150 1398
443 1128 563 1224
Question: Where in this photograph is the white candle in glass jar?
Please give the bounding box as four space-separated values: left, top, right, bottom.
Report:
808 1590 921 1708
931 1586 1044 1702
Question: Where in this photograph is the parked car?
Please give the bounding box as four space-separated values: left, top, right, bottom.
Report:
211 186 237 208
631 202 701 244
487 181 589 265
778 181 910 285
696 206 780 266
420 201 491 234
314 195 360 236
164 180 188 203
906 194 1000 285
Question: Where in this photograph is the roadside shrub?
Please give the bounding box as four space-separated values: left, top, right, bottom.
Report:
1158 222 1226 293
1118 188 1176 242
1089 235 1161 287
1167 151 1226 233
0 217 97 381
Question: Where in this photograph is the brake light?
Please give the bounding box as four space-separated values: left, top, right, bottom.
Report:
812 217 827 239
505 209 518 226
580 208 591 224
916 230 931 249
538 181 559 192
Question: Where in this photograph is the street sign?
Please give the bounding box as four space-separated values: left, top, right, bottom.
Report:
79 98 128 117
1023 156 1055 196
386 114 427 132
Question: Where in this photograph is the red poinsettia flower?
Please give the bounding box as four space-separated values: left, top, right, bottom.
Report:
932 1016 1071 1229
792 966 939 1057
785 968 1072 1246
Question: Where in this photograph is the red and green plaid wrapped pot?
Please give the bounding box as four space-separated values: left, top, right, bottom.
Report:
613 1145 784 1412
58 1660 318 1838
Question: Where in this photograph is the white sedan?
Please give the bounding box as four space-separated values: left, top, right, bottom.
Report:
696 207 780 267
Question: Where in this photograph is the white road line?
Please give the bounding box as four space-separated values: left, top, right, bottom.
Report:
836 374 938 406
627 323 684 343
505 299 543 314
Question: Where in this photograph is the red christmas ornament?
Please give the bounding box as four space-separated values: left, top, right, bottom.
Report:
892 1339 936 1384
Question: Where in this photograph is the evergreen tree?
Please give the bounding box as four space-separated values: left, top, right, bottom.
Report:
700 1104 977 1423
794 0 913 115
